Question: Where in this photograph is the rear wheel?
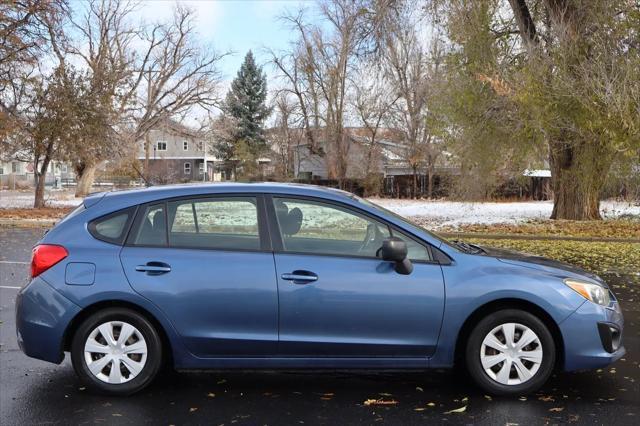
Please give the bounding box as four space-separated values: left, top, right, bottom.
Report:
465 309 555 396
71 308 162 395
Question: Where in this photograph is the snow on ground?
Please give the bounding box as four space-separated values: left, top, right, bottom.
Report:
1 189 638 228
368 198 640 228
0 190 81 208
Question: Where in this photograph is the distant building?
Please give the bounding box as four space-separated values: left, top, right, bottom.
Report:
0 153 73 189
136 119 222 184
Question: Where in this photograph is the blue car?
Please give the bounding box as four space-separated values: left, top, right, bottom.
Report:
16 183 624 395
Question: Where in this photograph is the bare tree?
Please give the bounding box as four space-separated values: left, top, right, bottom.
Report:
135 5 225 184
378 4 443 198
270 93 300 179
275 2 366 187
351 66 398 182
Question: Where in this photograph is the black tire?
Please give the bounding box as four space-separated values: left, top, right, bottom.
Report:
465 309 555 396
70 308 163 396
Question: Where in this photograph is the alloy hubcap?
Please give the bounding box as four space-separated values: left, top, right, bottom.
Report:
480 322 543 386
84 321 148 384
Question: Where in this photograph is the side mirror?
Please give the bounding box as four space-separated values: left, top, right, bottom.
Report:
380 237 413 275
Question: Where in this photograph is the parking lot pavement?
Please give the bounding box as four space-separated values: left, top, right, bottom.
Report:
1 227 638 425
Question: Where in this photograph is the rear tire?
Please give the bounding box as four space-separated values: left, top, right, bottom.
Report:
71 308 162 396
465 309 555 396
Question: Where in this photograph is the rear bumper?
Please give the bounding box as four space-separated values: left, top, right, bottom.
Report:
560 300 625 371
16 277 81 364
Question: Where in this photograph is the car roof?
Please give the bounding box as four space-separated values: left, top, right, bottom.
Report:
85 182 357 211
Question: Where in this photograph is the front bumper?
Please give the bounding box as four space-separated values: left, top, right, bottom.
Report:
16 277 81 364
560 299 625 371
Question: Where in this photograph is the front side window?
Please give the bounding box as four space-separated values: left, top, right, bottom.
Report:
272 198 390 258
156 141 167 151
167 197 260 250
390 229 431 262
133 204 167 246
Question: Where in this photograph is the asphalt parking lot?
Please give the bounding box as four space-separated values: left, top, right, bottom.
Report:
1 227 638 425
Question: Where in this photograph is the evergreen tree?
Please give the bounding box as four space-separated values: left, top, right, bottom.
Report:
223 51 271 160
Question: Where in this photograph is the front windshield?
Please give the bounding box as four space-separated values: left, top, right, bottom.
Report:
351 196 461 251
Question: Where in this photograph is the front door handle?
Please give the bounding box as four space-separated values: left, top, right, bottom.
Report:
136 262 171 275
281 270 318 284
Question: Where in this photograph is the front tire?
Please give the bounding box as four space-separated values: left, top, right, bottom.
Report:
465 309 555 396
71 308 162 396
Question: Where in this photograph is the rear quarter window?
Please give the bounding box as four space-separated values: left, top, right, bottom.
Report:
88 207 136 245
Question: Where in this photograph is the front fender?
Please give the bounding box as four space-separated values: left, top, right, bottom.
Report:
429 257 586 368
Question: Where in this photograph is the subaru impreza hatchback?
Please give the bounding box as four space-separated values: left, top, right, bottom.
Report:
16 183 624 395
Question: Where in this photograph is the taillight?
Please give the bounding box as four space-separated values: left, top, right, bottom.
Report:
31 244 68 278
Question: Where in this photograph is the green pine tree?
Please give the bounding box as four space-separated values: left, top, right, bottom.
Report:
223 51 271 161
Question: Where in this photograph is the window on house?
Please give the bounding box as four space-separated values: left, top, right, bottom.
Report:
0 164 4 175
183 141 189 151
199 163 204 174
61 164 68 173
12 162 21 173
184 162 191 174
156 141 167 151
198 142 204 151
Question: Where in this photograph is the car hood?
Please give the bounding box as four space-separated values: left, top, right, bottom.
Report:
479 245 605 286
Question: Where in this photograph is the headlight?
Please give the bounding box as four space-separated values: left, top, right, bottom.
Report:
564 279 610 306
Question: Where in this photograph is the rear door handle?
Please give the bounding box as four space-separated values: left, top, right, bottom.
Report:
136 262 171 275
281 270 318 284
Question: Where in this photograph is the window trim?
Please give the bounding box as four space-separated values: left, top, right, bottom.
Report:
88 206 138 245
125 194 271 252
183 162 191 174
265 194 438 264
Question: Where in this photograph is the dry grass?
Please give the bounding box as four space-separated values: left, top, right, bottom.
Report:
0 207 73 220
429 219 640 239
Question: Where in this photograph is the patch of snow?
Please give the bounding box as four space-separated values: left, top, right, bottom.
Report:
368 198 640 228
0 190 82 208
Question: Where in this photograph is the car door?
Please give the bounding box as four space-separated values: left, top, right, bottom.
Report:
119 195 278 358
268 196 445 358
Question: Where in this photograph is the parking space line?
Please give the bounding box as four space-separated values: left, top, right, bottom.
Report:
0 261 29 265
0 285 22 289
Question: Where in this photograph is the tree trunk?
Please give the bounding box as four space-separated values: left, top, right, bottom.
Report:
34 158 51 208
75 162 97 198
412 166 418 199
427 168 434 199
144 133 151 183
548 141 610 220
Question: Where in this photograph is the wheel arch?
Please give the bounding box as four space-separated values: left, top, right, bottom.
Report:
453 298 565 369
62 300 174 367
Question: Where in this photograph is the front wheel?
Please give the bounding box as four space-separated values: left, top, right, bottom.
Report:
465 309 556 396
70 308 163 395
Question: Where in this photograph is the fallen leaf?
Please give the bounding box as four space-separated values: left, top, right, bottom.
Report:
364 398 399 406
207 393 216 398
549 407 564 412
414 407 426 412
444 406 467 414
189 407 198 413
427 402 436 407
538 396 555 402
484 395 492 401
416 386 424 392
217 379 227 384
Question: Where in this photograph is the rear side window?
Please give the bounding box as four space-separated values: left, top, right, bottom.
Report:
88 207 136 245
132 204 167 246
167 197 260 250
